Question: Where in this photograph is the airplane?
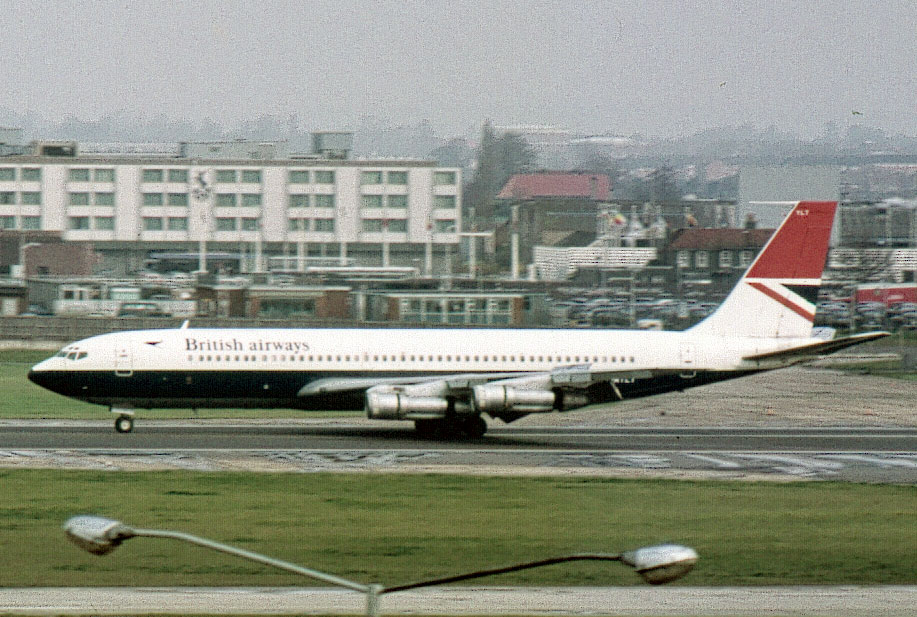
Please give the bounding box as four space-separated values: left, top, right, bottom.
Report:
28 201 888 438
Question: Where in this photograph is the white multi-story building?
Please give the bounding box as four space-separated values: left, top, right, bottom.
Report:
0 143 461 275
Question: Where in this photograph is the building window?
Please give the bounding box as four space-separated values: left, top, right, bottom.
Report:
314 194 335 208
94 216 115 230
361 171 383 185
289 170 310 183
388 219 407 232
216 169 237 183
0 216 14 229
68 168 91 182
362 219 383 232
168 169 188 183
69 216 90 230
314 218 335 232
0 168 14 181
740 250 754 267
677 251 690 268
216 193 237 207
433 171 456 185
387 171 408 185
695 251 709 268
21 168 41 181
216 217 237 231
143 217 163 231
241 193 262 207
142 193 164 206
719 250 732 268
241 217 260 231
167 193 189 206
288 218 309 231
21 216 40 229
289 194 310 207
314 170 334 184
435 219 456 233
94 168 115 182
433 195 456 209
142 169 164 183
168 217 188 231
68 192 90 206
94 192 115 206
387 194 408 208
241 170 262 183
361 194 383 208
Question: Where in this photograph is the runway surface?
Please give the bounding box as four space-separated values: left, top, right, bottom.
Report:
3 586 915 616
2 421 916 481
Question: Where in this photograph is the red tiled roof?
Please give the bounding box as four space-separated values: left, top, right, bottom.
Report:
497 173 611 200
669 228 775 250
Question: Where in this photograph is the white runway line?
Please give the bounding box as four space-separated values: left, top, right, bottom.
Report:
823 454 917 468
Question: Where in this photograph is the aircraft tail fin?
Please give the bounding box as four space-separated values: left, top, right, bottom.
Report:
689 201 837 339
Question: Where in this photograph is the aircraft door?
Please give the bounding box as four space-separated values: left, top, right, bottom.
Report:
679 342 697 380
115 345 133 377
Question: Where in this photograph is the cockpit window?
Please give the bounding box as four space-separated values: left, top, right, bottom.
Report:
66 352 78 360
56 351 68 357
76 352 88 360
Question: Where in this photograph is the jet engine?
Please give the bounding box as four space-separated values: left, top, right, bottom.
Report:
365 390 448 420
472 385 555 413
472 384 591 414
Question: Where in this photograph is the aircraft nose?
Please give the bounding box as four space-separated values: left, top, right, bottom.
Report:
28 368 47 387
28 365 56 392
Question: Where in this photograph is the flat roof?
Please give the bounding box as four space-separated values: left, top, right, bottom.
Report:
0 155 441 167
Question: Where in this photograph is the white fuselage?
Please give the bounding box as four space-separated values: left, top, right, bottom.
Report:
32 326 809 377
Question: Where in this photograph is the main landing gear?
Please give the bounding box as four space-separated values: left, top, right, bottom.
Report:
414 415 487 440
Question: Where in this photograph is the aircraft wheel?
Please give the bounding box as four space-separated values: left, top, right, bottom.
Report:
114 415 134 434
462 415 487 438
414 419 440 439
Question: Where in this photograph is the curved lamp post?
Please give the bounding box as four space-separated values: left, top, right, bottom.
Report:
64 514 698 617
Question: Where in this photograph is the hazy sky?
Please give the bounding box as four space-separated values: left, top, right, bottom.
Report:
2 0 915 138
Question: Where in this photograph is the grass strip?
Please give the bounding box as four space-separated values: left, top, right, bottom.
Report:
0 470 913 588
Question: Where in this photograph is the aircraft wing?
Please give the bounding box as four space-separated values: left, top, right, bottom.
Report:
297 365 665 398
742 331 890 363
297 372 532 397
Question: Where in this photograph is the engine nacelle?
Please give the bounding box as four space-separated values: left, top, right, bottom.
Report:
472 385 557 414
365 391 448 420
557 391 590 411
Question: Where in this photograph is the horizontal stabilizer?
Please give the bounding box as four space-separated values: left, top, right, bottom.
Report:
742 331 890 363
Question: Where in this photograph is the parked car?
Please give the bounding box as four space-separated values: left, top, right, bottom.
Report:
117 302 170 317
20 304 53 316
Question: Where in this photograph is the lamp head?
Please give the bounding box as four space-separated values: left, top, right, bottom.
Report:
63 515 136 555
621 544 698 585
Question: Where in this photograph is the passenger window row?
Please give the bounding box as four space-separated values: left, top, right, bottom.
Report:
186 354 637 364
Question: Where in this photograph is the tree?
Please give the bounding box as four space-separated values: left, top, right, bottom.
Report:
464 121 536 222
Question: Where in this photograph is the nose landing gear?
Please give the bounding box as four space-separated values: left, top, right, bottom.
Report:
111 408 135 433
114 415 134 433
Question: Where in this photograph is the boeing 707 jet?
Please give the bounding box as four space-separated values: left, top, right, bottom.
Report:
28 201 887 438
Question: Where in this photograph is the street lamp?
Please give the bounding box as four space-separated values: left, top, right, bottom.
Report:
381 544 699 592
63 515 381 615
64 515 698 616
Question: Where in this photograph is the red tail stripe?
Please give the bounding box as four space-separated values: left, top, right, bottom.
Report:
748 282 815 322
746 201 837 280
